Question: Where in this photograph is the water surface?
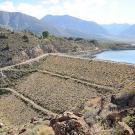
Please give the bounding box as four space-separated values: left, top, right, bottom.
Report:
95 50 135 64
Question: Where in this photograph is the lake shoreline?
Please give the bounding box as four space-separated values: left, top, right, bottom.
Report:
94 49 135 64
69 46 135 59
67 47 135 65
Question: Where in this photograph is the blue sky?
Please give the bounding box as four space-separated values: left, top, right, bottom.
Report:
0 0 134 24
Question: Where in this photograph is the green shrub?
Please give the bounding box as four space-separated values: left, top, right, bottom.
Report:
22 35 29 42
42 31 49 39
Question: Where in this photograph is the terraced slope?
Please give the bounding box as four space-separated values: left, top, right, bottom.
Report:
15 72 110 113
1 54 135 134
39 55 135 89
1 54 134 114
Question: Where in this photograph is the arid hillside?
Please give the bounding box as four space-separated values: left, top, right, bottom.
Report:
0 27 100 68
0 54 135 135
1 27 134 68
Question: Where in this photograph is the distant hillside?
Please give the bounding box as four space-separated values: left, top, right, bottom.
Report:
102 23 130 35
0 11 63 34
0 11 46 32
0 11 108 38
120 24 135 38
41 15 108 38
1 11 135 40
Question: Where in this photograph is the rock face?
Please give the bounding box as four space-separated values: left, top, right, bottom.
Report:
0 37 13 67
26 45 44 58
12 51 29 64
130 96 135 107
50 112 90 135
82 97 105 126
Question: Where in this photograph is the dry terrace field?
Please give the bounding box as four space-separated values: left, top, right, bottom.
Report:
1 54 135 132
13 54 135 113
38 55 135 89
15 72 109 113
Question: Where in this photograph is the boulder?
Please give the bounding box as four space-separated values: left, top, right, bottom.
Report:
18 128 27 134
106 112 122 127
111 93 135 108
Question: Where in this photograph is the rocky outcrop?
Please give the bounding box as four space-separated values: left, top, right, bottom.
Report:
50 112 90 135
0 38 13 67
12 51 29 64
82 97 105 126
111 93 135 108
26 45 44 58
1 95 135 135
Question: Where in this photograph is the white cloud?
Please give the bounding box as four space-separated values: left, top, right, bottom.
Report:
16 3 45 18
0 0 134 24
0 1 15 12
41 0 61 5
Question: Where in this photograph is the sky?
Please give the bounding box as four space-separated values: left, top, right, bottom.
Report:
0 0 134 24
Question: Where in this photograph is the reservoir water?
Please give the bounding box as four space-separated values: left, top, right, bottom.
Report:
95 50 135 64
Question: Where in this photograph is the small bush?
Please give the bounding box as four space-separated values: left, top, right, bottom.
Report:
42 31 49 39
22 35 29 42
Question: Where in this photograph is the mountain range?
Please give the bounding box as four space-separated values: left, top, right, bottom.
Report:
42 15 108 38
102 23 131 35
0 11 135 39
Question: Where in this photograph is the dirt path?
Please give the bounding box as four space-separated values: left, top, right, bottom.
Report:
1 52 135 71
0 53 49 70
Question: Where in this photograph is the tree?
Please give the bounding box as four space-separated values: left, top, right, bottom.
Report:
42 31 49 38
